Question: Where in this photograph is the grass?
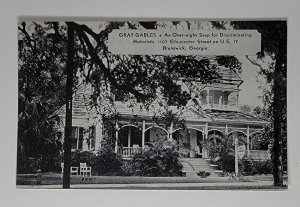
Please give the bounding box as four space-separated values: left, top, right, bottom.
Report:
37 173 234 185
91 185 288 190
16 172 288 191
17 172 285 185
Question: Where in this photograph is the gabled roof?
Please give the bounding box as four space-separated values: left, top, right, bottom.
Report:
53 83 268 126
179 105 211 120
53 85 94 118
216 66 243 86
203 109 269 124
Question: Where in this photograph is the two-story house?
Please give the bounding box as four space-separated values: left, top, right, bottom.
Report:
54 64 270 174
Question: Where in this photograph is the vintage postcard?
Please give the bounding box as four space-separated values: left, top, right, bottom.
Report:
17 19 287 190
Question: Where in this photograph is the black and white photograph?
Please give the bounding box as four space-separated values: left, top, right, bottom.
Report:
16 19 287 190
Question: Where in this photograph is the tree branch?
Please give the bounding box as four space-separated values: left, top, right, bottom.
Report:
18 22 35 52
69 22 152 100
245 55 266 72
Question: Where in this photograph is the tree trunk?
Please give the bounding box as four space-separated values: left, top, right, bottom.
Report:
63 23 74 189
272 58 284 187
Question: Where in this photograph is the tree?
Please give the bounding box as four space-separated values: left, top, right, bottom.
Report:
18 22 67 173
67 21 241 110
18 20 243 186
18 22 86 174
230 21 287 186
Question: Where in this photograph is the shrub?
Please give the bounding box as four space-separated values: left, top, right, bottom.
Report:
17 150 62 174
120 160 135 176
240 157 253 176
56 150 97 174
132 151 163 177
92 148 123 176
70 150 97 168
160 147 183 176
251 160 273 175
213 154 235 173
40 156 62 173
132 146 182 177
198 171 211 178
57 149 123 176
17 154 39 174
240 158 273 175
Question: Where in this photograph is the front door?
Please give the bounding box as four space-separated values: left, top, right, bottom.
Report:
196 131 203 158
189 130 203 158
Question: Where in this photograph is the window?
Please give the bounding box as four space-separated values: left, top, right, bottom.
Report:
89 126 96 150
203 89 230 106
71 127 84 150
200 90 207 105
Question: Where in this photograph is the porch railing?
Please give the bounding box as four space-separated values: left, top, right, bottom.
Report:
118 147 142 157
248 150 271 160
202 103 238 111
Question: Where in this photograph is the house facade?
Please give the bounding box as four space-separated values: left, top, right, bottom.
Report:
55 65 270 163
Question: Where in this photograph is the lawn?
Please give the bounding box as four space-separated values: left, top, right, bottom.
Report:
17 172 287 185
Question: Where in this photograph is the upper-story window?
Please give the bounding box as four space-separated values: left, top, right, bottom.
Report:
200 88 238 110
71 127 84 150
209 90 229 105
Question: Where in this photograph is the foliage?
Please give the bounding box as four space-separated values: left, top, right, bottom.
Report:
230 20 287 186
67 21 243 114
18 22 69 173
57 149 123 176
17 155 40 174
93 148 123 176
208 135 234 172
240 158 273 175
69 150 97 168
262 124 287 172
120 160 135 176
251 132 270 150
131 143 182 177
172 127 200 158
220 155 236 173
198 171 211 178
251 160 273 175
17 20 244 176
100 114 119 150
208 133 249 173
152 110 185 129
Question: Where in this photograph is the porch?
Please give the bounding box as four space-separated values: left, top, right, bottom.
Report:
117 146 143 158
116 145 270 161
113 119 270 162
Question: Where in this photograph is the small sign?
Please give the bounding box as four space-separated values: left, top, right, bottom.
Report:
237 145 246 158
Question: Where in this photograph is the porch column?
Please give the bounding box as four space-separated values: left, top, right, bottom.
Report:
206 89 210 104
201 132 206 158
142 120 145 148
233 131 239 176
115 122 119 153
205 123 208 138
203 123 209 158
246 126 250 156
225 124 228 136
169 122 173 141
128 127 131 147
95 121 102 151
